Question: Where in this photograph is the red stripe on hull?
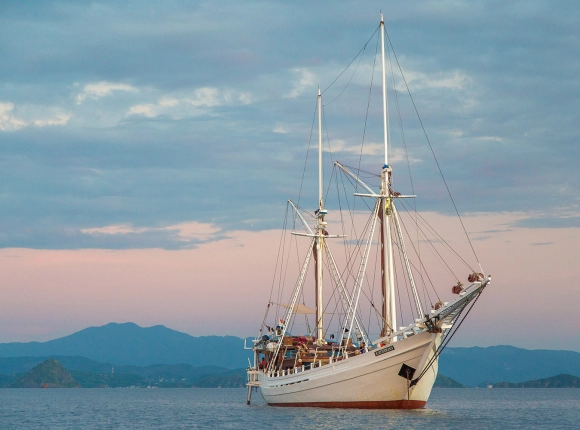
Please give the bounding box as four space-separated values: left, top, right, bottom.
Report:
268 400 426 409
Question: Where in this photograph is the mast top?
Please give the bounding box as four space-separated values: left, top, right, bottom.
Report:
380 12 389 169
317 87 323 211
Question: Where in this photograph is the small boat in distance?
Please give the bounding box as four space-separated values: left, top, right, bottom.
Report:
246 14 490 409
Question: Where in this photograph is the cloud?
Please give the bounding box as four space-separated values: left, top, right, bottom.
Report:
158 97 179 107
285 68 317 98
81 224 152 235
0 102 27 131
330 139 421 164
477 136 503 142
273 123 289 134
184 87 222 107
0 220 228 251
127 86 254 119
403 69 471 91
128 104 157 118
81 221 224 248
0 0 579 251
33 114 71 127
330 139 382 156
513 216 580 229
0 102 70 131
76 82 138 104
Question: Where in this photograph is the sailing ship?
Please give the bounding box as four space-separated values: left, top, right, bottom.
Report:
246 14 490 409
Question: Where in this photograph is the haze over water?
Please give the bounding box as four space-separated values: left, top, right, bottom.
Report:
0 388 578 429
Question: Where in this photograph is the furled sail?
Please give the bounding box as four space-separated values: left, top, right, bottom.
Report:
276 303 317 315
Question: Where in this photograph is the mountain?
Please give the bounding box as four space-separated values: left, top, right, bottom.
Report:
433 374 464 388
439 345 580 387
0 323 252 368
11 359 79 388
493 374 580 388
2 324 579 386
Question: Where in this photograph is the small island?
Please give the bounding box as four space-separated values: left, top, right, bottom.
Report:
2 358 579 389
434 374 465 388
493 374 580 388
11 359 79 388
0 358 248 388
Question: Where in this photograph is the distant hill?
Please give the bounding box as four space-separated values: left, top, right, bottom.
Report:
493 374 580 388
0 355 241 388
434 374 464 388
0 356 230 382
0 323 252 368
2 324 579 386
439 345 580 387
11 359 78 388
70 370 149 388
114 363 231 381
0 355 247 388
0 356 114 375
194 368 247 388
0 374 17 387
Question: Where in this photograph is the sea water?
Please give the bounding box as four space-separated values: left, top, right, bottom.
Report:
0 388 578 429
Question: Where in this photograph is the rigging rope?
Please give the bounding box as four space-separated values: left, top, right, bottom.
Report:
398 199 476 273
355 29 380 189
296 99 319 209
387 36 431 320
262 202 290 336
263 22 485 355
411 290 484 386
385 29 483 274
322 26 379 96
323 43 368 106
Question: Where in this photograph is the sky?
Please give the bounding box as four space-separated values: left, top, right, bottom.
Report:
0 1 579 351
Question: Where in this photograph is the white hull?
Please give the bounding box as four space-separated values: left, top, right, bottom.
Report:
259 331 441 409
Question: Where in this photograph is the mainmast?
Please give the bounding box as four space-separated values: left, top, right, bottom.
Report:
315 88 325 344
379 13 397 339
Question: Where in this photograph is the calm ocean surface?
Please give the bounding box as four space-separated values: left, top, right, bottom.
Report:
0 388 578 429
